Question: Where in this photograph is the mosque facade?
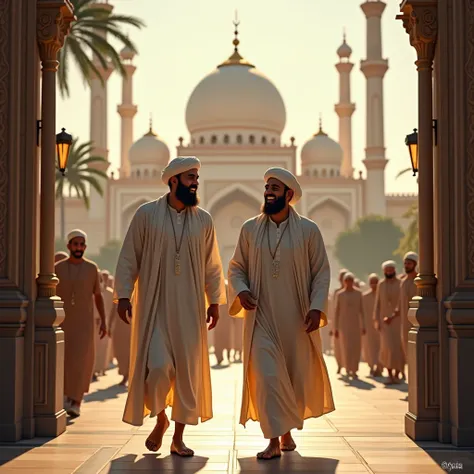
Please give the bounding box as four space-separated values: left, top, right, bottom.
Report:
55 0 416 287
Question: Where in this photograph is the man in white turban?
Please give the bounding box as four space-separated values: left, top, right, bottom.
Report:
228 167 335 460
55 229 106 417
114 156 226 457
374 260 404 384
390 251 418 375
362 273 382 376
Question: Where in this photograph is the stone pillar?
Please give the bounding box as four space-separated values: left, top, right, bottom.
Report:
361 0 388 215
117 54 137 178
335 35 356 178
35 0 74 437
397 0 439 441
88 2 112 221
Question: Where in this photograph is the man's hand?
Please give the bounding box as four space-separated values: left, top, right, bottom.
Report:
118 298 132 324
334 329 339 338
383 316 392 325
238 291 257 311
304 309 321 334
206 304 219 330
99 320 107 339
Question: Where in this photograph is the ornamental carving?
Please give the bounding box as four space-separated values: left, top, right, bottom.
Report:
466 0 474 277
36 1 75 68
0 0 10 277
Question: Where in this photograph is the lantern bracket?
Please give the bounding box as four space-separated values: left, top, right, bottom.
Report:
36 120 42 147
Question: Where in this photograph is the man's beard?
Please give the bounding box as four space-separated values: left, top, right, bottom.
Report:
262 194 286 215
404 266 416 274
384 272 396 279
176 180 199 207
71 250 84 259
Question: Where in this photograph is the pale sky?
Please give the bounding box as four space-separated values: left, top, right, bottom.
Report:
57 0 419 194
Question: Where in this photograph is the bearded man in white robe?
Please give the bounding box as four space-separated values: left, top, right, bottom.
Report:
114 157 226 457
228 168 335 460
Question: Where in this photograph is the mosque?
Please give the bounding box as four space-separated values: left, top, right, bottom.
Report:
55 0 416 287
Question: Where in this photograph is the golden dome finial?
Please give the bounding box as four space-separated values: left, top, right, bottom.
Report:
145 113 157 137
315 114 328 136
218 11 255 68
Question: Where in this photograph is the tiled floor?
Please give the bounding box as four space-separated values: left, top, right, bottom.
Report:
1 355 472 473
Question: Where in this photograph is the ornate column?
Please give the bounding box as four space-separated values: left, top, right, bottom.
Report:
397 0 439 441
35 0 74 437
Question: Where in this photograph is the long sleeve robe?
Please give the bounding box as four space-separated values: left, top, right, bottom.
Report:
228 209 335 439
110 301 131 378
331 288 344 366
397 276 417 358
213 302 234 364
114 196 226 426
94 285 114 372
373 278 404 371
334 288 365 373
56 259 101 401
362 289 380 368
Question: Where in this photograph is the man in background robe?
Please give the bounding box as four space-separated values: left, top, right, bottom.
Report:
228 167 335 460
114 157 226 457
94 270 114 376
213 292 234 367
373 260 404 384
330 269 348 373
362 273 382 376
56 229 107 417
334 272 365 378
55 251 68 263
392 251 418 377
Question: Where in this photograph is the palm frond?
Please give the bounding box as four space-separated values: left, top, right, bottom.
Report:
80 174 105 196
76 156 108 168
79 167 109 179
396 167 414 179
76 180 90 209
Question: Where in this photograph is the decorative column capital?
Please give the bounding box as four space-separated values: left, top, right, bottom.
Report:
36 0 75 71
397 1 438 70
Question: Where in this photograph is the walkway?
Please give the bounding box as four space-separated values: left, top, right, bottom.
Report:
1 355 472 473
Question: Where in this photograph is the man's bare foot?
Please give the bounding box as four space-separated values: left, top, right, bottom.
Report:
280 432 296 451
257 440 281 460
145 415 170 452
170 438 194 457
119 376 128 386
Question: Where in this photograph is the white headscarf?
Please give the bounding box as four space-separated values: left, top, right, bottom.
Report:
161 156 201 185
67 229 87 242
403 251 419 263
382 260 396 270
343 272 355 281
264 167 302 205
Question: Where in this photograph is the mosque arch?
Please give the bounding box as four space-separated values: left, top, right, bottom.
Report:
236 134 243 144
261 136 267 145
224 134 230 144
211 135 217 144
206 183 263 216
330 169 334 177
144 169 149 178
307 196 351 217
321 169 327 177
121 197 153 237
249 135 255 144
313 169 319 177
199 136 205 144
136 169 141 178
152 169 158 178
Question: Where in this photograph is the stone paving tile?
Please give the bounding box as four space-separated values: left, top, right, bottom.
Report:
2 354 468 473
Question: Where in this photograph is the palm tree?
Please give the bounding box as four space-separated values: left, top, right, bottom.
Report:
396 167 415 179
59 0 145 97
55 139 108 241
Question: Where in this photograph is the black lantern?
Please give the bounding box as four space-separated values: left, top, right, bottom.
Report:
405 128 418 176
56 128 73 176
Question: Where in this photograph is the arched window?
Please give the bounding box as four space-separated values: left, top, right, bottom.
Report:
249 135 255 144
224 134 230 144
199 136 205 144
191 138 196 145
305 169 310 176
271 137 276 144
144 169 149 178
313 169 319 177
153 169 158 178
261 136 267 145
236 134 243 144
136 169 141 179
322 169 327 177
211 135 217 144
330 169 334 177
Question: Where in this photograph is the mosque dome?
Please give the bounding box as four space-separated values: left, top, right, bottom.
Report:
337 34 352 58
185 25 286 135
129 123 170 166
301 120 343 166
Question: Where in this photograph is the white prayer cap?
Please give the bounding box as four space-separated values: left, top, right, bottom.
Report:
403 251 419 263
67 229 87 242
264 167 302 205
55 251 68 258
343 272 355 281
101 269 110 276
382 260 396 270
161 156 201 185
368 273 379 280
339 268 349 276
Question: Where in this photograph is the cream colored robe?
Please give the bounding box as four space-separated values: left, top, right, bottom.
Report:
362 289 380 367
94 285 113 372
110 301 131 377
114 195 226 426
334 288 365 373
373 278 405 371
56 259 101 401
213 302 234 364
397 275 417 358
228 208 335 439
331 288 343 366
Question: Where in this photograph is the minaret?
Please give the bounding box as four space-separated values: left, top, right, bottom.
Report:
360 0 389 215
335 31 356 178
117 44 137 178
88 1 113 220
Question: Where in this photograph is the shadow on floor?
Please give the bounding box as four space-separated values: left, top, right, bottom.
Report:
0 441 51 467
238 453 339 473
108 453 210 473
339 374 377 390
83 382 128 403
423 447 474 473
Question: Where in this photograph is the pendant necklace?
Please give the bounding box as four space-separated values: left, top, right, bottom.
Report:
266 217 289 279
167 205 189 276
67 261 83 306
